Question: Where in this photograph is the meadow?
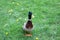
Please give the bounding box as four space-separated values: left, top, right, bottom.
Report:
0 0 60 40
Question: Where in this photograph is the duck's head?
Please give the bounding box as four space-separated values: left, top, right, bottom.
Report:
28 12 32 20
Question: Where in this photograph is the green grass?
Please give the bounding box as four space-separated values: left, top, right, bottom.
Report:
0 0 60 40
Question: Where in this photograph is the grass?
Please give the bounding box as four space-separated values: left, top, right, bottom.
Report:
0 0 60 40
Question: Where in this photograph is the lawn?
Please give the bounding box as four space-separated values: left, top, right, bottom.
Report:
0 0 60 40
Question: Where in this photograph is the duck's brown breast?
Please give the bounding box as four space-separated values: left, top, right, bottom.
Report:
26 21 33 29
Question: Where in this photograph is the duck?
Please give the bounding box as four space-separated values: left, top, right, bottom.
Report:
23 12 33 36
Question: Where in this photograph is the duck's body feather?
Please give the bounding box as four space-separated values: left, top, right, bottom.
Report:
23 22 33 32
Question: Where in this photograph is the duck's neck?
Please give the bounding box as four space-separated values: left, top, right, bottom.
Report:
28 19 31 21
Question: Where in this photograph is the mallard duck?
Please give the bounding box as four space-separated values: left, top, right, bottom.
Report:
23 12 33 36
